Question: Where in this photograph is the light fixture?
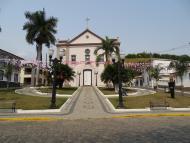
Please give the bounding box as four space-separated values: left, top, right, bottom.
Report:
60 49 65 57
48 48 54 58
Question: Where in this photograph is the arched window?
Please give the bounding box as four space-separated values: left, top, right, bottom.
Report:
85 49 90 55
0 70 4 81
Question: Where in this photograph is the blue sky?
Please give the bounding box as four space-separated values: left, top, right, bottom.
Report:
0 0 190 60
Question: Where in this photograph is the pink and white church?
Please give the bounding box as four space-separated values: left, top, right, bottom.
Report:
56 29 120 87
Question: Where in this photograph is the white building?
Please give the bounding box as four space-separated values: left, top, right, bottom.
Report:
142 59 190 88
0 49 23 87
19 62 48 86
56 29 120 87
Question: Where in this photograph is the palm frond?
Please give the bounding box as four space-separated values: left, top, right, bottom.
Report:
94 46 103 55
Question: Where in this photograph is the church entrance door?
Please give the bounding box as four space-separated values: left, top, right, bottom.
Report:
83 69 92 86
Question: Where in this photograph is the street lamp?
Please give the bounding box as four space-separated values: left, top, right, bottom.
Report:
49 48 64 108
77 71 81 87
111 52 126 109
94 70 98 86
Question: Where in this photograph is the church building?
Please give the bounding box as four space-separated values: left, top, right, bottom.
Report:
56 29 120 87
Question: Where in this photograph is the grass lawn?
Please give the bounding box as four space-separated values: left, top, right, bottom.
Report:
98 87 137 95
37 87 77 95
108 92 190 109
0 90 68 110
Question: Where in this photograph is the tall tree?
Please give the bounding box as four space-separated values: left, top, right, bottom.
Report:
94 36 119 65
101 64 134 91
169 59 189 95
148 64 163 89
23 9 58 85
23 9 58 61
4 62 13 88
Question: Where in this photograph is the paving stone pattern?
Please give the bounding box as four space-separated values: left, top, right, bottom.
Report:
66 86 109 119
0 117 190 143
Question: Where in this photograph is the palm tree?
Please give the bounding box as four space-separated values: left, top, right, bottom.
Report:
101 64 134 92
149 64 163 90
23 9 57 61
57 64 75 88
169 59 189 95
23 9 58 85
94 36 119 65
4 62 13 88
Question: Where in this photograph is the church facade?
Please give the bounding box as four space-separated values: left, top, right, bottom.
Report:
56 29 120 87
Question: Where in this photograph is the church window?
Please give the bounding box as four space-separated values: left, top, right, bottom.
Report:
85 49 90 55
85 49 90 64
71 55 76 62
85 55 90 62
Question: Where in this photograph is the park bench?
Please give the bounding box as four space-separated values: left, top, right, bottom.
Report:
150 99 169 109
0 100 16 112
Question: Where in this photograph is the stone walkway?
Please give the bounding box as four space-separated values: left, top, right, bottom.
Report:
15 87 41 96
64 86 110 119
104 87 156 97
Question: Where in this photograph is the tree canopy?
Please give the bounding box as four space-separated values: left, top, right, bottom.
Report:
101 64 135 86
148 65 163 81
94 36 119 64
23 9 58 61
126 52 190 62
169 59 189 87
55 64 75 88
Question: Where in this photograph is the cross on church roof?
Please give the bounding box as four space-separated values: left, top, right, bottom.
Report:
86 18 90 29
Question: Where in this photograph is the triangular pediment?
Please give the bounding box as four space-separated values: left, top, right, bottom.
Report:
69 29 103 44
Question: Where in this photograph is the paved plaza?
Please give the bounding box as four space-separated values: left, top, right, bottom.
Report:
1 86 190 142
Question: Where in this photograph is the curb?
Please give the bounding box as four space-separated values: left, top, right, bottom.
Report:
112 113 190 119
0 117 62 122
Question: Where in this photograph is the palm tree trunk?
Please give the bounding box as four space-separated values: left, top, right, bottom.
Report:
156 79 158 91
105 54 109 66
35 44 42 86
36 44 42 61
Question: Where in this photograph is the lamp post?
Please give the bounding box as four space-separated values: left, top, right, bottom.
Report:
77 71 81 87
111 53 126 109
48 48 64 108
94 70 98 86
